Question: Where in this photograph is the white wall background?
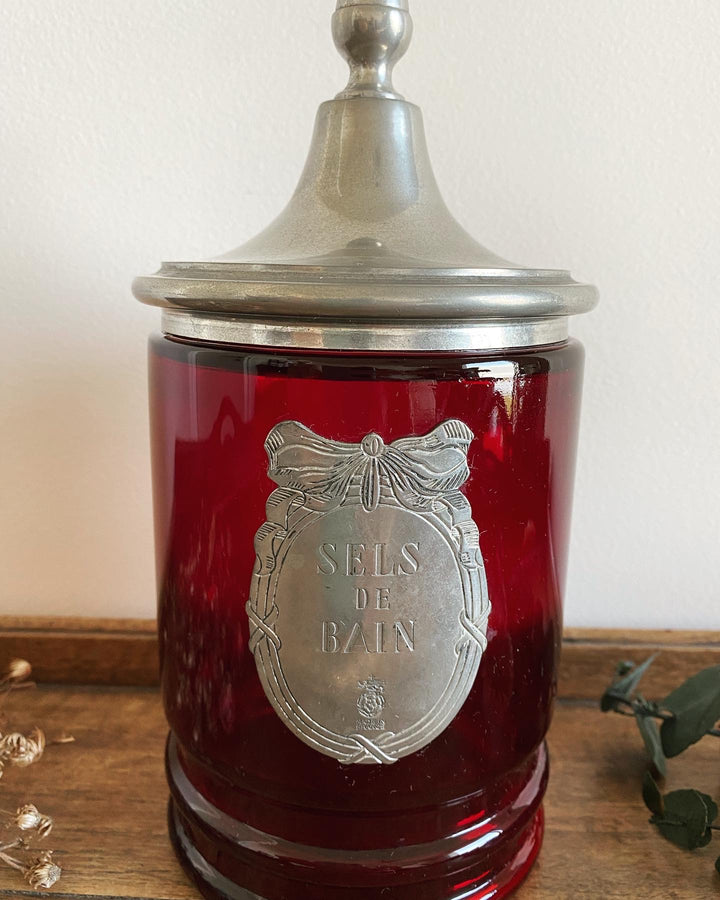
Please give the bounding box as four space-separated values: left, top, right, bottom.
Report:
2 0 719 628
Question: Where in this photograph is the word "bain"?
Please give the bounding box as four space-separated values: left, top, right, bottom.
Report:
322 620 415 654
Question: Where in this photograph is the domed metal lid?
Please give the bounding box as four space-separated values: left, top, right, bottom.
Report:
133 0 597 352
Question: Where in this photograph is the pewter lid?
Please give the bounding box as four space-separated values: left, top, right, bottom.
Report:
133 1 598 352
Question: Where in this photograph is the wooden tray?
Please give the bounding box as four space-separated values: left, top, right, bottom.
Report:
1 618 718 899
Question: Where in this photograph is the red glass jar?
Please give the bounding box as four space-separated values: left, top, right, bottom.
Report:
135 3 596 897
149 335 584 898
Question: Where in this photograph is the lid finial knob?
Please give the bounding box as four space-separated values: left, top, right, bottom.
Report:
332 0 413 100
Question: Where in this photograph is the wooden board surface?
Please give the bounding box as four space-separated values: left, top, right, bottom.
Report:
2 617 719 700
0 684 718 899
0 618 158 687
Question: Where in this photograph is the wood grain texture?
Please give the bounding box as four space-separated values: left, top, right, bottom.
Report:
559 627 720 700
2 618 719 700
0 617 159 687
0 685 196 900
0 685 717 898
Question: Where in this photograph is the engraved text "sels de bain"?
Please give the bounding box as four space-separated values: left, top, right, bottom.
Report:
317 541 419 654
246 419 491 766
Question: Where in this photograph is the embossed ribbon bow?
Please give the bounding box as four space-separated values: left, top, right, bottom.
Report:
265 419 474 513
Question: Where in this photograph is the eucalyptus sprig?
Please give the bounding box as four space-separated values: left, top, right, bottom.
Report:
601 657 720 883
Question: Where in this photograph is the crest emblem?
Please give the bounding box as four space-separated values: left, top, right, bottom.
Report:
247 420 491 765
356 677 386 721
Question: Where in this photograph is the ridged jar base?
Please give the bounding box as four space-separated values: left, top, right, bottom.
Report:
166 735 547 900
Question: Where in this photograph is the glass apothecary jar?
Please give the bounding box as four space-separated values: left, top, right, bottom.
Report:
134 3 597 898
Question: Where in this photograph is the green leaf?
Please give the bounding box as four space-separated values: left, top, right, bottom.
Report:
642 771 664 817
650 789 715 850
660 665 720 757
636 713 667 777
601 655 656 712
651 819 712 851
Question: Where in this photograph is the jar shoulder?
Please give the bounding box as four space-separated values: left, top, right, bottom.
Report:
149 334 584 382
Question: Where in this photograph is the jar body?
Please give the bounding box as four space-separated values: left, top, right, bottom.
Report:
149 334 585 900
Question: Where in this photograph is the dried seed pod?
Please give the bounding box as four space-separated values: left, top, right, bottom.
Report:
5 660 32 683
0 728 45 767
14 804 41 830
25 850 61 889
14 804 53 838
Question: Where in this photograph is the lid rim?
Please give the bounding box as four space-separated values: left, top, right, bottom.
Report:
159 309 571 353
149 260 579 283
133 275 598 320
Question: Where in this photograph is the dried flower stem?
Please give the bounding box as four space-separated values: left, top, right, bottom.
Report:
0 682 35 694
0 847 26 872
0 838 24 854
0 658 66 890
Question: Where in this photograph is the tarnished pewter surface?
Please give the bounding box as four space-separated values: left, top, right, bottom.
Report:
133 2 598 348
247 419 491 765
160 309 569 352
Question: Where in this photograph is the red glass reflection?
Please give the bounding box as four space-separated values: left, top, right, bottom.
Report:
149 336 584 898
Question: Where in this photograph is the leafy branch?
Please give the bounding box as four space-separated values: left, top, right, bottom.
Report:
601 657 720 883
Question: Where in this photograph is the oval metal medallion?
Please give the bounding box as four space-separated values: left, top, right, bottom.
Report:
247 419 491 765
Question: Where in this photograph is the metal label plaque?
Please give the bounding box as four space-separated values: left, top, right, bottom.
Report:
247 420 491 765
